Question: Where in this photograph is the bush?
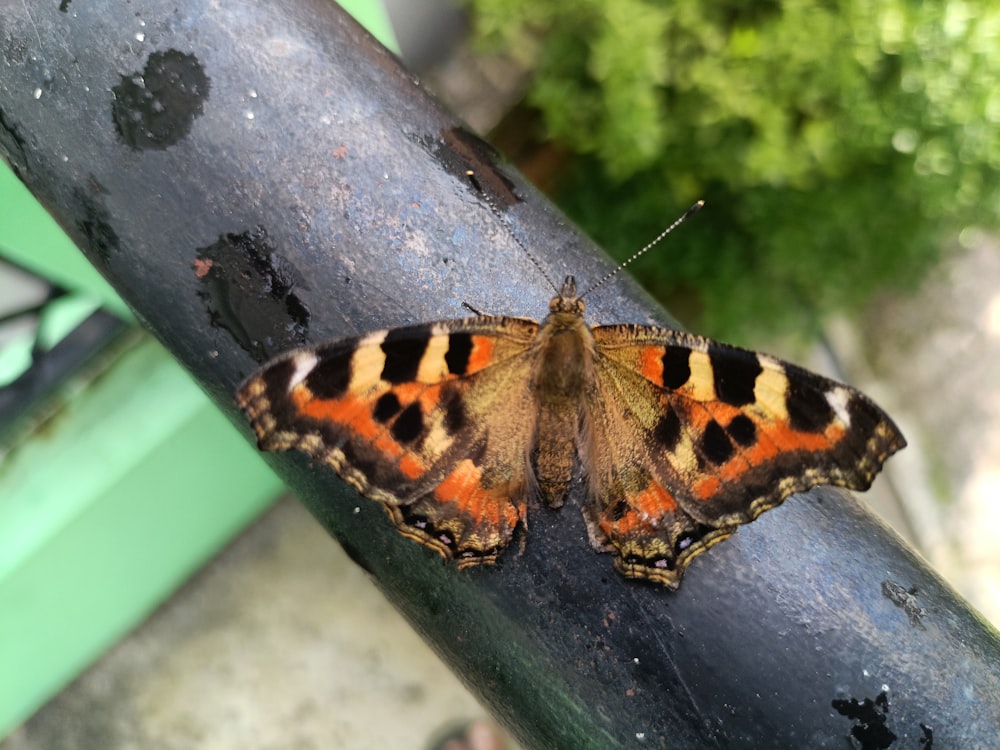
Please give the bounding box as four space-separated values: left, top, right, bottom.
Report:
469 0 1000 338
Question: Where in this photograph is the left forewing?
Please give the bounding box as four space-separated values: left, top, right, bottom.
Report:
237 315 541 566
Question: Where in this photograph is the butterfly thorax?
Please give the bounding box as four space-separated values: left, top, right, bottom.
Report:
533 276 593 399
529 275 594 508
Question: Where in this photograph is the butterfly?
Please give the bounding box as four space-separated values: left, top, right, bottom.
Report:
236 202 905 588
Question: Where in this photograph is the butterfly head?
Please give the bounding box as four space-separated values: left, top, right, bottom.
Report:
550 276 585 316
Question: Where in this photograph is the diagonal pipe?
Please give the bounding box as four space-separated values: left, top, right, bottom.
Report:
2 1 998 746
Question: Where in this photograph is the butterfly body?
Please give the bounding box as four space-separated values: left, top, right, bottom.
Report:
237 275 904 588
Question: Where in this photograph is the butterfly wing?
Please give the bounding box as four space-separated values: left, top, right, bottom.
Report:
583 324 906 588
237 316 541 567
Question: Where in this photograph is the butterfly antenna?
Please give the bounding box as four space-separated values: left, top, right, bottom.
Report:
581 200 705 300
466 170 561 295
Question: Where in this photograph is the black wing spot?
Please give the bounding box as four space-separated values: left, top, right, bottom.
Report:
660 346 692 390
303 348 353 399
710 344 761 406
727 413 757 447
444 391 467 434
391 402 425 444
373 391 402 424
444 332 474 375
381 328 430 384
787 379 835 433
654 408 683 451
700 420 734 464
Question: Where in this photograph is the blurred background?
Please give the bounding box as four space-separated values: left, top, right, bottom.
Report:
2 0 998 748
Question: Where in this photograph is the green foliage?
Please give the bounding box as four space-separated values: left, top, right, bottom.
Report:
468 0 1000 338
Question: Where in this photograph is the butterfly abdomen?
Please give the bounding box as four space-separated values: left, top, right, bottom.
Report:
529 308 596 508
